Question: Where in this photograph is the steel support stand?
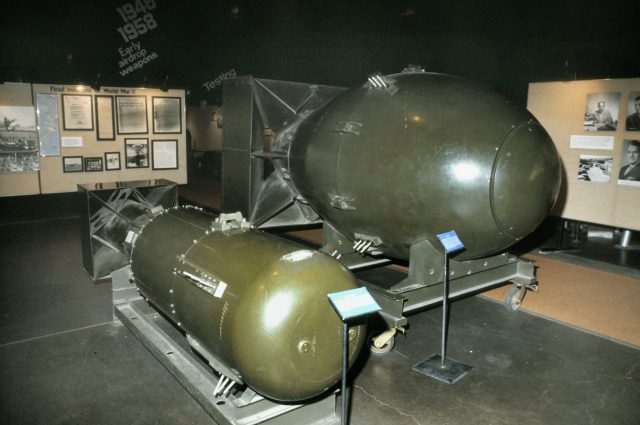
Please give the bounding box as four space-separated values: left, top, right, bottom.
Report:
341 321 349 425
413 251 473 384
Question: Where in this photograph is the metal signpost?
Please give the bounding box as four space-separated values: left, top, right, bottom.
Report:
413 231 473 384
328 287 381 425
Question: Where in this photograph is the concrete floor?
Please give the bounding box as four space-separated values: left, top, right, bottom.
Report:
1 213 639 424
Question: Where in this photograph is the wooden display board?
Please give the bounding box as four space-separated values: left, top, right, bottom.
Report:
32 84 187 194
528 78 640 231
0 83 40 196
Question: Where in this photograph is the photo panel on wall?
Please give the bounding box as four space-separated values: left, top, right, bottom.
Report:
125 138 149 168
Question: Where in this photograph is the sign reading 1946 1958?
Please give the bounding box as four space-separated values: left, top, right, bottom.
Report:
116 0 158 43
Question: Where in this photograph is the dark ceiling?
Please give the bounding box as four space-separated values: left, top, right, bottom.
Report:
1 0 638 106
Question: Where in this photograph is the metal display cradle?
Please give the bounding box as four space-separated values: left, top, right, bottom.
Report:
78 179 179 282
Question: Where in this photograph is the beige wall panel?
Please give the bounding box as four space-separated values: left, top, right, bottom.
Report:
0 83 40 196
0 173 40 196
528 78 640 231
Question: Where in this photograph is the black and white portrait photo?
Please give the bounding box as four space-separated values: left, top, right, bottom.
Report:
583 92 620 131
618 139 640 186
577 155 612 182
625 92 640 131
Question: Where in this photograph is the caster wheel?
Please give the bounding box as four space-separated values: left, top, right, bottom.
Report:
368 331 395 355
504 286 525 312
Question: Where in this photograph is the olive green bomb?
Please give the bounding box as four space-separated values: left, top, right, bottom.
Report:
129 207 364 402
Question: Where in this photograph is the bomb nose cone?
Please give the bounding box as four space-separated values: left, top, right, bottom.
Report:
490 122 561 241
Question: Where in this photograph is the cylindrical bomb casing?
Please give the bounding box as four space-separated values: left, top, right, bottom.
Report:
129 207 365 402
288 72 561 261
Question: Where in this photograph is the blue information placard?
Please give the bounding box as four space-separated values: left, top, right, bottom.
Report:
437 230 465 253
328 287 381 321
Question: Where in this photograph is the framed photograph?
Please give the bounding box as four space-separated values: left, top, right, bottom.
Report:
62 156 83 173
583 92 620 132
0 106 38 170
61 94 94 131
577 155 612 183
125 138 149 168
95 95 115 140
618 139 640 187
104 152 121 170
625 92 640 131
152 139 178 170
84 156 103 172
152 97 182 134
116 96 148 134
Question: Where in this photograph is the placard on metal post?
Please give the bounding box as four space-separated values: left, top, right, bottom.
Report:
328 287 381 425
413 230 473 384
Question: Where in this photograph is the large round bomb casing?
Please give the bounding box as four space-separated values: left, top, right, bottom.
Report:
130 207 365 402
288 72 561 260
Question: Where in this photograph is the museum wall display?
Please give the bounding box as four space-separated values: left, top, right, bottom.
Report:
0 82 187 197
33 83 187 194
527 77 640 231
